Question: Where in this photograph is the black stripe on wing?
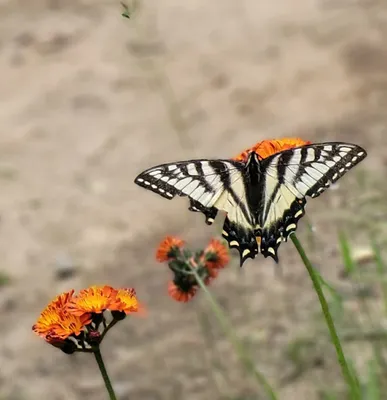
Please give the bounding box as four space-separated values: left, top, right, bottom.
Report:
222 216 258 266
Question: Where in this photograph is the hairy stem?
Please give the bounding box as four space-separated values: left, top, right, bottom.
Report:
94 347 118 400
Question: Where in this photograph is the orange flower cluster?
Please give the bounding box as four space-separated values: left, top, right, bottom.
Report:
32 285 140 353
233 137 311 162
156 236 229 303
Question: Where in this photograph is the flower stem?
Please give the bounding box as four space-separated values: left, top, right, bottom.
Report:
93 347 117 400
291 234 360 398
188 265 277 400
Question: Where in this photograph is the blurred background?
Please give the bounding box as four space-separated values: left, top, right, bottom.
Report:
1 0 387 399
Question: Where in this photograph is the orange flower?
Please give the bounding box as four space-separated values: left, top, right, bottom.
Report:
156 236 185 262
32 290 92 343
233 137 311 162
110 288 140 314
204 238 229 269
67 285 118 316
168 281 197 303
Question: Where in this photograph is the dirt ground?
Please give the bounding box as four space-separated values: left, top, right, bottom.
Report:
1 0 387 399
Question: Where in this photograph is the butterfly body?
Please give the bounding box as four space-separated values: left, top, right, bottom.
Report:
135 141 367 266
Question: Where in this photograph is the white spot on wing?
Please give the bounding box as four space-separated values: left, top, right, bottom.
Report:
187 164 198 175
175 177 193 190
286 223 297 231
200 161 215 176
305 148 315 162
242 249 250 258
181 180 200 195
191 186 206 202
301 174 317 187
168 165 177 171
312 163 330 174
305 167 323 181
295 180 310 195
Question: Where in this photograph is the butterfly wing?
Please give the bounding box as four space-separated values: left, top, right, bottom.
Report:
258 142 367 260
135 159 258 262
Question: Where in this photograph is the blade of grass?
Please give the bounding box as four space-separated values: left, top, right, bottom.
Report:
365 358 381 400
338 231 357 276
341 235 387 375
195 310 229 397
291 233 361 399
371 238 387 314
188 266 277 400
321 391 338 400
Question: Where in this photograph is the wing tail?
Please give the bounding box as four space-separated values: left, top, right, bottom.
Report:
188 199 218 225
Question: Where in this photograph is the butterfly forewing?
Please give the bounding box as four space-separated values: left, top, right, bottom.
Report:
134 159 252 224
258 142 367 260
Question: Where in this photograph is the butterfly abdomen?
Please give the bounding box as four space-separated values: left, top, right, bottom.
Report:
244 153 265 221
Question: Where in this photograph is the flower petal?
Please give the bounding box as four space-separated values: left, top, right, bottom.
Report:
233 137 311 162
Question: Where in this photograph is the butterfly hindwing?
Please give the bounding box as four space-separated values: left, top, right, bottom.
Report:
222 216 258 265
188 199 218 225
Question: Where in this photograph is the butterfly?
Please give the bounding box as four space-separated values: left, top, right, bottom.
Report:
134 141 367 266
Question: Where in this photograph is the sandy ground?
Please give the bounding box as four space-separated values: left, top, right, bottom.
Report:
1 0 387 399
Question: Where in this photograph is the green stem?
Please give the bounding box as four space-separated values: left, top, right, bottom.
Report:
94 347 118 400
189 265 277 400
291 234 360 398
